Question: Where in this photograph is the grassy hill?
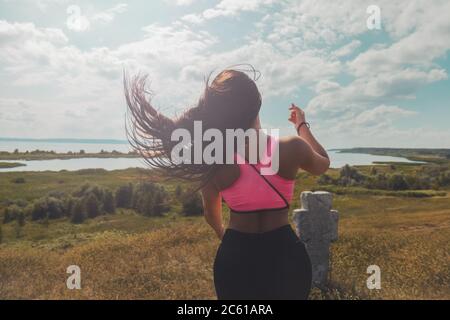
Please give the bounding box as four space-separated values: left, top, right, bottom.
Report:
0 164 449 300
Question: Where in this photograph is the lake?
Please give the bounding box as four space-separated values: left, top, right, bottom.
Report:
0 140 423 172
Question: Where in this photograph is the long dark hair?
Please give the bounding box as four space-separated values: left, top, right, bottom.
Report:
124 65 262 188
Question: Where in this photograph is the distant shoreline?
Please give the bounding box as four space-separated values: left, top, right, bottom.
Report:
0 137 129 144
0 151 140 161
331 147 450 164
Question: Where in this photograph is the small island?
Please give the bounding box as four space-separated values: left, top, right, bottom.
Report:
0 162 26 169
0 149 140 161
334 147 450 163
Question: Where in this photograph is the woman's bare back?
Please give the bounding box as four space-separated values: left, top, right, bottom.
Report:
213 137 298 233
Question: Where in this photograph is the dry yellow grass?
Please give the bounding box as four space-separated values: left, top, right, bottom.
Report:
0 219 219 299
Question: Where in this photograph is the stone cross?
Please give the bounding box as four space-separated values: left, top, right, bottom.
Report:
293 191 339 289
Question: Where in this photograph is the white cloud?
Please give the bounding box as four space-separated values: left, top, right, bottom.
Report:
165 0 198 6
92 3 128 23
182 0 276 24
333 40 361 57
66 3 128 32
1 1 450 147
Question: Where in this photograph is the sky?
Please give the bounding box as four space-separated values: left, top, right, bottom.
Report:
0 0 449 148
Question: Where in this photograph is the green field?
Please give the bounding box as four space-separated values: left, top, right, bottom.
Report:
0 161 449 299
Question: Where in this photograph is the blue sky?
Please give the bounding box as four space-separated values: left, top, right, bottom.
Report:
0 0 449 148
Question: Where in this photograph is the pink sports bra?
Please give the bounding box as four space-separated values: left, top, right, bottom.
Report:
220 135 295 213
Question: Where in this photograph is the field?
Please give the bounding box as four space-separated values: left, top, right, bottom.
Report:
0 162 449 300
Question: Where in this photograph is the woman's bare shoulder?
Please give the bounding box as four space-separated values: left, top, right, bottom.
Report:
278 135 309 154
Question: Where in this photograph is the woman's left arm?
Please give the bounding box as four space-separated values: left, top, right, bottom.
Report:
201 181 225 240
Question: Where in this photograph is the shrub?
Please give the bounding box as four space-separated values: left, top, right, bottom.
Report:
181 191 203 216
389 174 409 191
46 197 64 220
84 193 101 219
3 205 23 224
62 196 76 217
70 199 86 224
116 183 134 208
73 183 105 200
317 174 334 185
103 190 116 214
340 165 365 184
17 211 26 227
438 171 450 187
47 190 66 199
132 182 170 217
30 198 48 221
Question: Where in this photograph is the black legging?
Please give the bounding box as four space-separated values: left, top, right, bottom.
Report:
213 224 312 300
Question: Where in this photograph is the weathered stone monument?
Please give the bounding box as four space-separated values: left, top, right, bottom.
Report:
293 191 339 289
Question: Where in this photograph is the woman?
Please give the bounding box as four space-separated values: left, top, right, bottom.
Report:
125 67 330 300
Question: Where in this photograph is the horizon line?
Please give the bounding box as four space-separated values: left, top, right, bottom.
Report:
0 137 449 150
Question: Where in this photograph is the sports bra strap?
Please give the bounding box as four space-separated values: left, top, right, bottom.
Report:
249 164 289 208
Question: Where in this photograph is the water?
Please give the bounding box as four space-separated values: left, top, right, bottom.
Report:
327 150 423 168
0 158 147 172
0 151 423 173
0 140 423 172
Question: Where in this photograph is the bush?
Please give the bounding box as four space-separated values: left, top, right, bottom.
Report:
47 190 66 199
339 165 366 185
116 183 134 208
438 171 450 187
132 182 170 217
103 190 116 214
181 191 203 216
389 174 409 190
30 198 48 221
84 193 101 219
17 210 26 227
3 205 24 224
46 197 64 220
317 174 334 185
62 196 76 217
70 199 86 224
